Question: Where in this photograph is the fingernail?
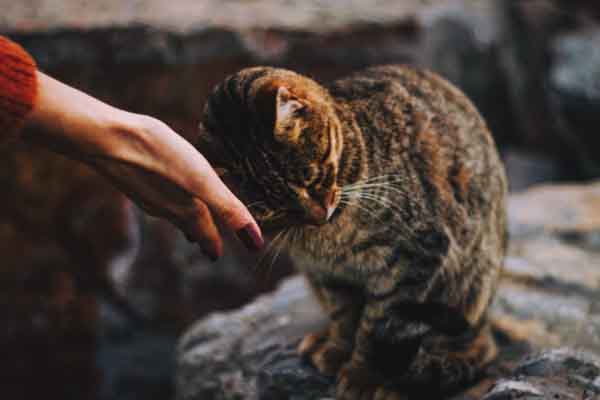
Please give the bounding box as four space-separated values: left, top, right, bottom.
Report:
236 223 264 251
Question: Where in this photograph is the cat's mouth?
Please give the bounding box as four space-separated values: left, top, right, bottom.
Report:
247 188 340 230
287 208 333 226
253 206 337 232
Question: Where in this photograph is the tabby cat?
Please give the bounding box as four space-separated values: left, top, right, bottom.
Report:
197 65 508 399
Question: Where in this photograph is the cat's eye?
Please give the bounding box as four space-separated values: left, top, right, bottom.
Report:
304 167 323 188
294 106 308 118
302 166 313 181
321 167 334 188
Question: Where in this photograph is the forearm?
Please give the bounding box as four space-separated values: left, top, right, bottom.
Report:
26 72 217 205
0 35 262 257
24 71 262 257
25 71 139 161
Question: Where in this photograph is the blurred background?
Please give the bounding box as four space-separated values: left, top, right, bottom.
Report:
1 1 599 399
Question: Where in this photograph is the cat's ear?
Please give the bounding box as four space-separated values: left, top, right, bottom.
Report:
276 87 304 121
275 86 304 126
274 86 304 142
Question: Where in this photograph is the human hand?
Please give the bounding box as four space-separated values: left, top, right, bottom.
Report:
25 72 264 260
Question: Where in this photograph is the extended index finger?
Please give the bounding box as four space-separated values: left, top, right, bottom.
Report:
187 154 264 252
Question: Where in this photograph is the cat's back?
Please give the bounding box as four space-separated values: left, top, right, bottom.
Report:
328 64 490 147
329 64 506 211
328 65 507 266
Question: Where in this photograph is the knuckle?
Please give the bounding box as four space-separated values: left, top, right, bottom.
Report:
218 205 244 228
194 201 211 220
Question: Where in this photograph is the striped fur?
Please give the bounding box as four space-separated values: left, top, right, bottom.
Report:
197 65 508 399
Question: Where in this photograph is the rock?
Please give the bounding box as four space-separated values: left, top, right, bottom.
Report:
549 27 600 177
502 149 564 192
176 277 326 400
508 181 600 235
483 380 544 399
483 348 600 400
551 29 600 107
176 182 600 399
417 1 514 148
0 0 434 34
97 305 178 400
497 0 600 179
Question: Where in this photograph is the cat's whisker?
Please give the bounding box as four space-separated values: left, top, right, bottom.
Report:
246 201 266 209
267 228 291 277
344 181 405 191
349 173 403 182
285 226 297 247
342 183 406 199
256 229 286 271
344 180 403 190
343 174 405 188
343 179 407 190
354 192 400 209
343 189 388 202
338 198 382 221
290 226 301 248
342 184 409 200
350 193 404 218
340 184 406 220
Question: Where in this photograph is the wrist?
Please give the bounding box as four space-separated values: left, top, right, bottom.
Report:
24 71 136 161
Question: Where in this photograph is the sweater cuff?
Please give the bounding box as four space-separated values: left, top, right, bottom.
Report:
0 37 38 145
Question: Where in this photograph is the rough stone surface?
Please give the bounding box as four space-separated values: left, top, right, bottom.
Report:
549 27 600 177
498 0 600 178
2 0 440 33
176 182 600 400
176 277 335 400
483 349 600 400
551 29 600 105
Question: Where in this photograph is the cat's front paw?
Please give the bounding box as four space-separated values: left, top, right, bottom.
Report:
336 363 406 400
336 363 377 400
298 330 352 377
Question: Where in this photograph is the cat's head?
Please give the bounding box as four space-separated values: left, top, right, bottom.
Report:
198 67 343 230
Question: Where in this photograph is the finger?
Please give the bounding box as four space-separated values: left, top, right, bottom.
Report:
134 119 265 252
184 200 223 261
188 161 264 252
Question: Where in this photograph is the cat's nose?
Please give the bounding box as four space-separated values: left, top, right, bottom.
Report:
306 189 337 224
294 187 338 225
323 190 337 221
306 204 329 225
325 204 335 221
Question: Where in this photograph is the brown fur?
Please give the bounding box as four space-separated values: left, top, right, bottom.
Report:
197 65 508 399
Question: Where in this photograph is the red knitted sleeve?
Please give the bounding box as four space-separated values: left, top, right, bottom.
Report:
0 36 38 144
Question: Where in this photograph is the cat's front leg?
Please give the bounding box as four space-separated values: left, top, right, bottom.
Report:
299 281 364 377
335 302 425 400
335 301 384 400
